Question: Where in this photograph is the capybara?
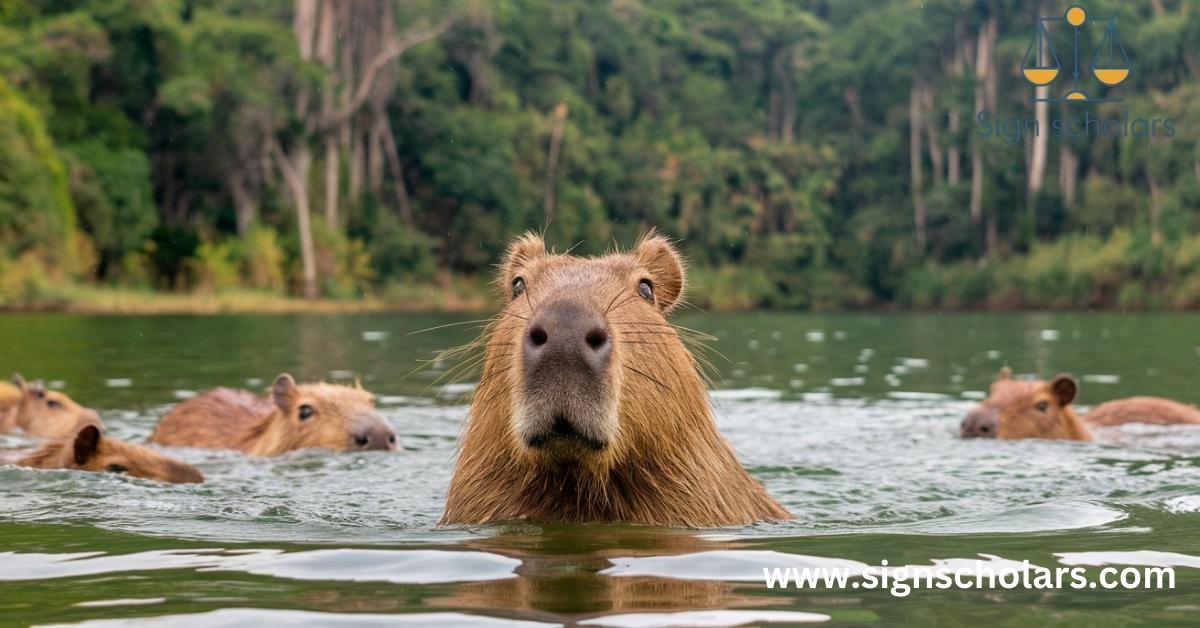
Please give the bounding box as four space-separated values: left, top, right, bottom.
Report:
441 232 791 527
148 374 397 456
961 367 1200 440
11 424 204 483
0 374 102 438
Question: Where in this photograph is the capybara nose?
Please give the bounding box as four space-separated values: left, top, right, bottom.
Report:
960 410 998 438
524 300 611 375
352 416 398 451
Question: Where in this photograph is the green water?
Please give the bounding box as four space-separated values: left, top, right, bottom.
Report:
2 312 1200 626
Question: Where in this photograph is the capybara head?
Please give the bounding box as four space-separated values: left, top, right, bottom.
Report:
3 374 102 438
961 368 1087 440
442 232 791 526
262 374 396 453
16 424 204 483
494 231 688 464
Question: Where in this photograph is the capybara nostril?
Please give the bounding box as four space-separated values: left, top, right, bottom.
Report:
585 327 608 351
960 410 998 438
355 434 369 447
528 325 548 348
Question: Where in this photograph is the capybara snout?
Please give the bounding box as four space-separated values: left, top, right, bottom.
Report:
960 408 998 438
351 411 397 450
521 298 615 452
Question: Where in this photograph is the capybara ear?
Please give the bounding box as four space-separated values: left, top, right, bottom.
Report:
633 231 685 313
11 373 27 393
1050 373 1078 406
73 424 101 465
996 366 1012 380
30 380 45 399
272 373 297 410
499 232 546 300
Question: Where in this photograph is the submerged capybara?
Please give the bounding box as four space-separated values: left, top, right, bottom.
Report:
441 232 791 527
961 367 1200 440
0 374 102 438
148 374 397 456
10 424 204 483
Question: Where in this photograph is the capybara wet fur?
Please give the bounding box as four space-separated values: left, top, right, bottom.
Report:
149 374 396 456
441 232 791 527
14 424 203 484
961 367 1200 440
0 374 102 438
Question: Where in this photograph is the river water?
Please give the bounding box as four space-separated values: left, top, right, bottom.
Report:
1 312 1199 626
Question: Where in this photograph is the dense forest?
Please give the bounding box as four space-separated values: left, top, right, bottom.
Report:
1 0 1198 310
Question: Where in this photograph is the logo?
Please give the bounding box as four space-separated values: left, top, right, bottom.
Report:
1021 4 1129 103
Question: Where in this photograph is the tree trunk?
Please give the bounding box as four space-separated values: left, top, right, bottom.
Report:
971 17 997 254
909 82 927 251
1059 145 1078 208
1147 171 1163 245
1026 83 1049 242
947 16 964 186
379 113 414 227
323 137 339 225
544 102 569 222
922 85 943 187
272 141 317 299
229 171 257 236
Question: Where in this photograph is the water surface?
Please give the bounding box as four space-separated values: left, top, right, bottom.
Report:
2 312 1200 626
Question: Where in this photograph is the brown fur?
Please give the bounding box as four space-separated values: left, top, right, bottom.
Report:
0 374 102 438
149 374 395 456
967 368 1200 440
13 424 203 483
1083 396 1200 428
441 232 791 527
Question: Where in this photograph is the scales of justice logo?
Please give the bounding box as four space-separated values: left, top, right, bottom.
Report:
1021 4 1130 103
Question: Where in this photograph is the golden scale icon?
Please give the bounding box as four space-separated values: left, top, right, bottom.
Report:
1022 5 1130 102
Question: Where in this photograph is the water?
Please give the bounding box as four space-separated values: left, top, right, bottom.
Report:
2 312 1200 626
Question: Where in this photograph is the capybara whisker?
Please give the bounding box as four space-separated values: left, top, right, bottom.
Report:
441 230 790 527
406 319 497 335
623 365 671 391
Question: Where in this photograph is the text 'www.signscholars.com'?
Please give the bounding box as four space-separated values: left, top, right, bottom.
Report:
763 560 1175 598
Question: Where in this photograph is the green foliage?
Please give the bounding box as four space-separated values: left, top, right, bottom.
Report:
1 0 1199 309
0 76 74 265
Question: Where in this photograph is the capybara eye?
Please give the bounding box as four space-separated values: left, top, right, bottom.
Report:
298 404 315 420
46 399 62 409
512 276 525 299
105 464 127 474
637 279 654 302
1035 401 1050 412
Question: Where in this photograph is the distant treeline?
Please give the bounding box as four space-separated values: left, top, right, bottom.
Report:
1 0 1198 310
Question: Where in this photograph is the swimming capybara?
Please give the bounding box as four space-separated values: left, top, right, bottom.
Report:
960 367 1200 440
0 374 102 438
12 424 204 483
441 232 791 526
148 374 397 456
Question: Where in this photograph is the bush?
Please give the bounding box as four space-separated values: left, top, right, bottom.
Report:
239 225 286 292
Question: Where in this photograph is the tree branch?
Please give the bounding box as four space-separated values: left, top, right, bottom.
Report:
325 14 457 129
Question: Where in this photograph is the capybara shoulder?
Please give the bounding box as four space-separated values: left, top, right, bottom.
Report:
1084 396 1200 427
149 374 396 456
15 424 203 484
2 374 102 438
960 368 1089 440
441 232 790 527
